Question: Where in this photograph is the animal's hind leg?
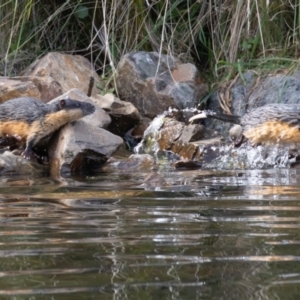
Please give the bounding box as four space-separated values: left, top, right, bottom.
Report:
22 139 35 160
22 134 41 160
22 134 48 164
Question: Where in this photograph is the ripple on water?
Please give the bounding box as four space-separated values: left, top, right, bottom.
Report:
0 169 299 298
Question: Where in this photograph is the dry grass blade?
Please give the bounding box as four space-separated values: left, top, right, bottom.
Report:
0 0 299 85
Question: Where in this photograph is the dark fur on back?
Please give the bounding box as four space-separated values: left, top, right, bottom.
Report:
0 97 95 123
241 103 300 130
0 97 49 123
204 103 300 128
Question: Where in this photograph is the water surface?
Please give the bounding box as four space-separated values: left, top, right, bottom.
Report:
0 168 300 299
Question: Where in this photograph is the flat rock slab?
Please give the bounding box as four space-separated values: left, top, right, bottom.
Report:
0 76 63 103
0 78 40 103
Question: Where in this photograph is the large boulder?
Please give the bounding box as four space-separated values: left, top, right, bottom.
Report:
21 52 103 96
0 52 103 103
116 51 208 119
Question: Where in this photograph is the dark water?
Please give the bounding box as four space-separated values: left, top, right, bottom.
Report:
1 168 300 299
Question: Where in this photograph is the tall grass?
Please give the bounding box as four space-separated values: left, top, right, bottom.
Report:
1 0 300 82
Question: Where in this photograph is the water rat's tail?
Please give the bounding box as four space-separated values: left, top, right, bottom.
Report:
189 110 241 124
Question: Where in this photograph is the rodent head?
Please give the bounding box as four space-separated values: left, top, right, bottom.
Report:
229 124 244 146
56 98 95 116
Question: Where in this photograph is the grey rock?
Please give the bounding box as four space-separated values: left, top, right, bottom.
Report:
116 51 208 119
48 120 123 175
92 93 141 135
135 115 207 160
0 151 45 175
48 89 122 175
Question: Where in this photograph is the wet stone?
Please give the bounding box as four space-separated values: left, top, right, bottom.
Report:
136 115 207 160
143 173 167 188
0 151 46 175
202 143 296 170
174 160 202 170
102 154 155 172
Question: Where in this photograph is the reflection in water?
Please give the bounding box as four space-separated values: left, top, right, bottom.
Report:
0 169 300 298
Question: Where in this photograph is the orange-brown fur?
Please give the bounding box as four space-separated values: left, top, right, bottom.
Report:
0 121 30 143
0 109 84 145
27 108 84 142
244 120 300 144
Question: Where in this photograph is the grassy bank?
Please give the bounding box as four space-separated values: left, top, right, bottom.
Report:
1 0 300 84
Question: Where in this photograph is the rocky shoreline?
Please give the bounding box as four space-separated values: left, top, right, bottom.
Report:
1 51 300 177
